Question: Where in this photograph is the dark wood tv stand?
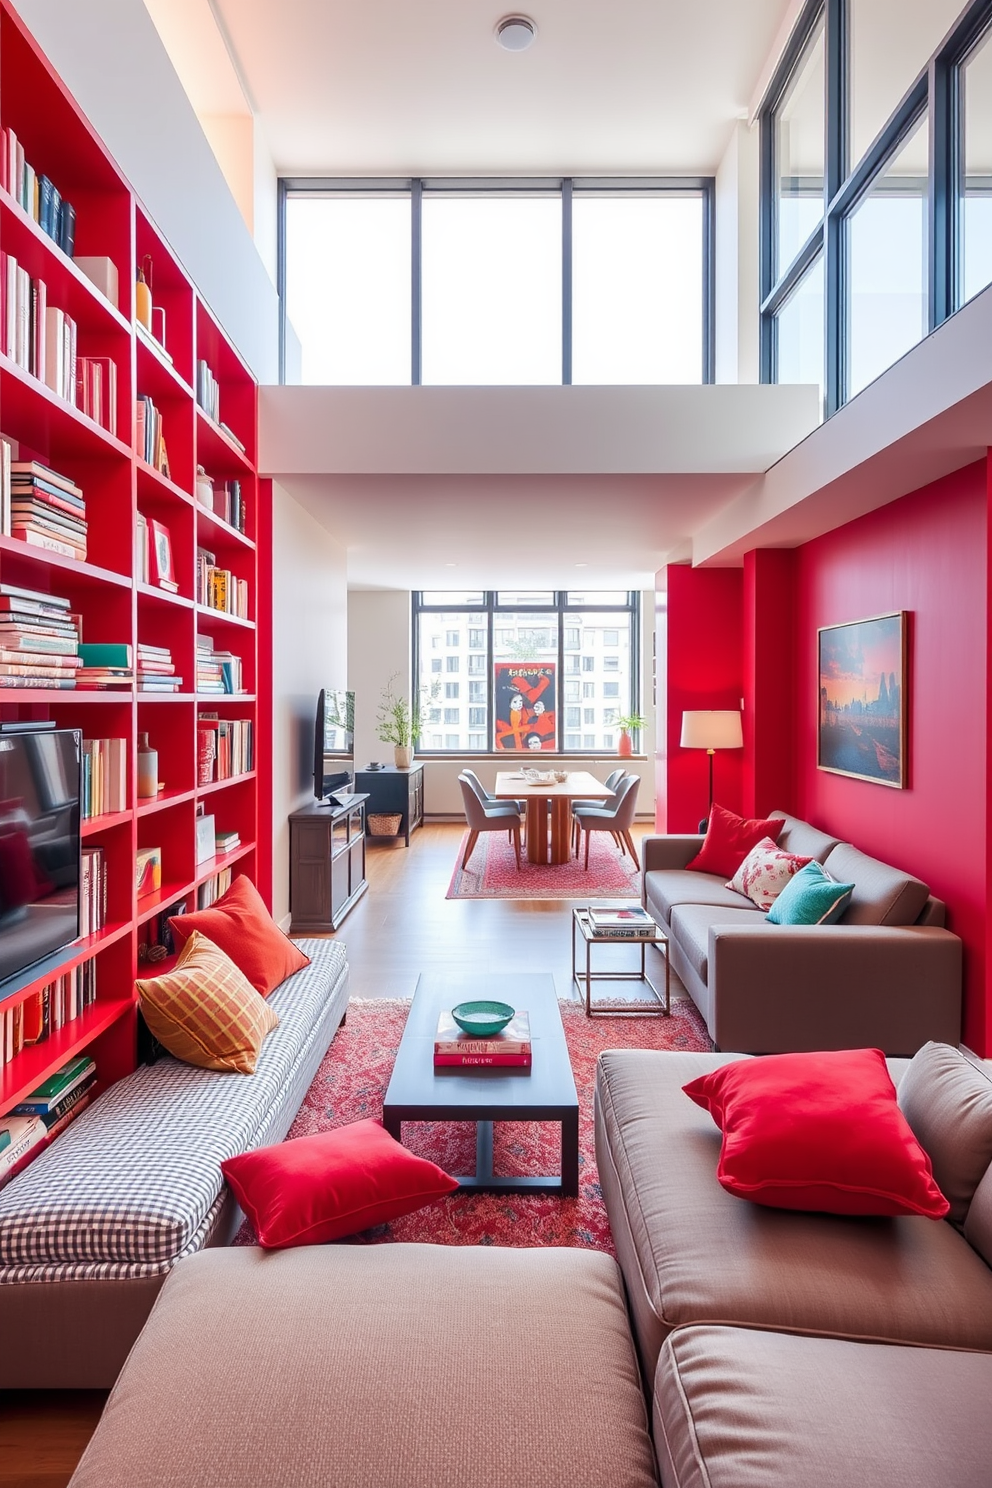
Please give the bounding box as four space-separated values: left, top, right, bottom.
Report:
289 795 369 932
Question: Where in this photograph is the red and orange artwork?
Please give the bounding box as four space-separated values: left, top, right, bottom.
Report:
493 663 557 751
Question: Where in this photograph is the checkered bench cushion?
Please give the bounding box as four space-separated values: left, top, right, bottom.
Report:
0 939 346 1272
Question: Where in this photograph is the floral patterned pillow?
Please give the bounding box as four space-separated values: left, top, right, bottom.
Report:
727 837 813 911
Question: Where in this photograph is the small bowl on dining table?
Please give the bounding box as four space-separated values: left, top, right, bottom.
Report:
553 770 569 783
450 1000 516 1036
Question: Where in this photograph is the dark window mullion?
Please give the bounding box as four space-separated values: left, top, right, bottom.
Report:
930 54 954 330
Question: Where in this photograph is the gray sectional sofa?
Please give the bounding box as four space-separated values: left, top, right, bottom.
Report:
0 937 349 1388
596 1040 992 1487
642 810 962 1054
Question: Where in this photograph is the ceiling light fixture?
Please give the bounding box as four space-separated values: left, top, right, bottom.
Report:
495 15 537 51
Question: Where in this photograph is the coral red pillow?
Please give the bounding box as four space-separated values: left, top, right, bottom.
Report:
687 803 785 878
169 875 309 997
222 1119 459 1248
683 1049 949 1218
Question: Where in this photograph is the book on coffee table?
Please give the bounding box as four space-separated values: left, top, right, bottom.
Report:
434 1009 531 1067
587 904 657 937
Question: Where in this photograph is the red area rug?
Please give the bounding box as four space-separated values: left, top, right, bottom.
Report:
234 997 710 1254
446 829 641 899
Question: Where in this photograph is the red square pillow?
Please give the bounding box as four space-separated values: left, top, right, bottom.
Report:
221 1119 458 1247
683 1049 949 1218
686 803 785 878
169 875 309 998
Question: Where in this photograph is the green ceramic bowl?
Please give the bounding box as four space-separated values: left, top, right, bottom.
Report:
451 1000 515 1036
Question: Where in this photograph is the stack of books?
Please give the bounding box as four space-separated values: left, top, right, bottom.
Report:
586 904 657 938
76 356 117 436
196 358 220 421
197 867 232 909
196 547 249 618
137 642 182 692
81 737 127 818
212 479 245 533
197 716 253 781
1 257 79 404
215 827 240 854
433 1010 532 1068
9 459 87 560
0 128 76 255
0 965 97 1065
0 581 80 688
75 641 132 690
135 393 168 474
0 1114 46 1191
80 845 107 933
196 635 244 693
9 1054 97 1155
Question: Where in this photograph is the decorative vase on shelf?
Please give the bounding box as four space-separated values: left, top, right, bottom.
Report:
394 745 413 769
135 255 153 333
137 733 159 798
617 729 633 758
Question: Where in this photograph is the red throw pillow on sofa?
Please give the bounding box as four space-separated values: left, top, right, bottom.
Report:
683 1049 949 1218
222 1119 459 1247
686 803 785 878
169 875 309 997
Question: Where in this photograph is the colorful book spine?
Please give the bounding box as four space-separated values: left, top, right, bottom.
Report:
433 1053 533 1067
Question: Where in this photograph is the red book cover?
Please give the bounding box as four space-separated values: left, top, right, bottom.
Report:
434 1052 533 1067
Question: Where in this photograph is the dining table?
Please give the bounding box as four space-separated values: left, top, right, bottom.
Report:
493 770 615 864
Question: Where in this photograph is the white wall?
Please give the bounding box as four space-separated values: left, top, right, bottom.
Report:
347 589 656 817
16 0 280 382
715 121 761 386
271 482 348 926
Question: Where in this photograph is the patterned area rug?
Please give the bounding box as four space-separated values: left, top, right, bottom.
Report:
446 829 641 899
234 997 710 1254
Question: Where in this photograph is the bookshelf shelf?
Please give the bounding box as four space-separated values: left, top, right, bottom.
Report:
0 0 265 1178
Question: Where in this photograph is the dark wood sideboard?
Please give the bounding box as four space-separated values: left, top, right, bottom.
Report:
289 795 369 932
353 764 424 846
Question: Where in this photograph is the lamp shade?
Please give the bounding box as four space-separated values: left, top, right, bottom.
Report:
680 710 743 750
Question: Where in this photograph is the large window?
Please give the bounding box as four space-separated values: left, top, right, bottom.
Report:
413 592 639 754
760 0 992 416
281 180 713 385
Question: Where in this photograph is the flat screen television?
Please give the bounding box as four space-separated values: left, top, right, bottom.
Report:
313 688 355 802
0 727 81 989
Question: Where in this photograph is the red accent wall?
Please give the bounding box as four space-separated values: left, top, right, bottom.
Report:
792 460 988 1053
743 548 796 817
658 565 744 832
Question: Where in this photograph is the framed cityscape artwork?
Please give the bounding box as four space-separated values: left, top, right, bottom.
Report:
817 612 908 787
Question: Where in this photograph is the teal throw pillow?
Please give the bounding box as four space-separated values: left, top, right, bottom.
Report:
767 860 854 926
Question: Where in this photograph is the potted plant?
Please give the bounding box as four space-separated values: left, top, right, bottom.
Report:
376 675 436 769
613 712 646 759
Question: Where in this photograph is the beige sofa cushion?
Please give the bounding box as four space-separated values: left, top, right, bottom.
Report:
770 811 841 863
595 1049 992 1383
824 841 929 925
654 1324 992 1488
68 1244 658 1488
898 1042 992 1225
644 870 755 925
668 905 764 984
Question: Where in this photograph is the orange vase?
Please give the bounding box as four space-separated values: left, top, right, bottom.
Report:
617 729 633 758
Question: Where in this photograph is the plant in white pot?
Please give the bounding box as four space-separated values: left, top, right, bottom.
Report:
376 675 436 769
613 712 646 759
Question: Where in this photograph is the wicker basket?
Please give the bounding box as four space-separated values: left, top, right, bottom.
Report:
368 813 403 836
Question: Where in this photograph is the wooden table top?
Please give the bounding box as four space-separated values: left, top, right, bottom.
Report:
493 769 614 800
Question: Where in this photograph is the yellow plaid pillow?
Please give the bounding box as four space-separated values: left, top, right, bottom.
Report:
136 930 279 1074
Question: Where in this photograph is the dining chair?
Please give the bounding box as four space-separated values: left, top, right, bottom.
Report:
573 774 641 870
570 767 627 853
461 767 525 815
457 773 522 870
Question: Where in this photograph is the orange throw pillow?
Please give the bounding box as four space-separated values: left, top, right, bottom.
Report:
169 875 309 998
136 930 279 1074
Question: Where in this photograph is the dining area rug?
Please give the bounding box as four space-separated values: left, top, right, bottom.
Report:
233 996 710 1254
446 829 641 899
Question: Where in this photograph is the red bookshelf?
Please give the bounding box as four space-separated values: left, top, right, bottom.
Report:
0 0 266 1120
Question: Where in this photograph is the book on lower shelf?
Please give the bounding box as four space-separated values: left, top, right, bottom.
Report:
13 1054 95 1116
0 1114 46 1190
433 1010 532 1067
0 964 97 1066
0 581 80 687
586 904 657 937
197 867 232 908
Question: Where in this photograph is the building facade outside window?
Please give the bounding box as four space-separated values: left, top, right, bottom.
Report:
413 592 639 754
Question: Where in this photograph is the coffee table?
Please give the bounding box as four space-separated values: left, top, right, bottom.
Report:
382 972 579 1197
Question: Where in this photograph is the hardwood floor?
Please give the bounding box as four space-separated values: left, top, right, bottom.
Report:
0 817 669 1486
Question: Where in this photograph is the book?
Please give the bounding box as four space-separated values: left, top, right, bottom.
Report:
434 1009 531 1055
78 643 132 667
0 1115 46 1188
44 1088 93 1140
40 1071 97 1130
587 905 657 936
13 1054 96 1114
433 1052 532 1067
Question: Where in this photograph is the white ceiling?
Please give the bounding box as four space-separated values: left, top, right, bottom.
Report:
207 0 791 177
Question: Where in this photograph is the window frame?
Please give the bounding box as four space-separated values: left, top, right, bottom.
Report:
759 0 992 417
411 590 641 756
279 178 715 386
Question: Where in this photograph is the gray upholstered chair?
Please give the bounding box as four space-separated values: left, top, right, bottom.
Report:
570 768 627 853
458 773 522 870
461 767 525 815
573 773 641 870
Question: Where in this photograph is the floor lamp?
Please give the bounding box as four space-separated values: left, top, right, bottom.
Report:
680 710 744 833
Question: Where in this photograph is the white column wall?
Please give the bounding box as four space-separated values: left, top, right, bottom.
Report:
715 120 760 386
270 482 348 927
